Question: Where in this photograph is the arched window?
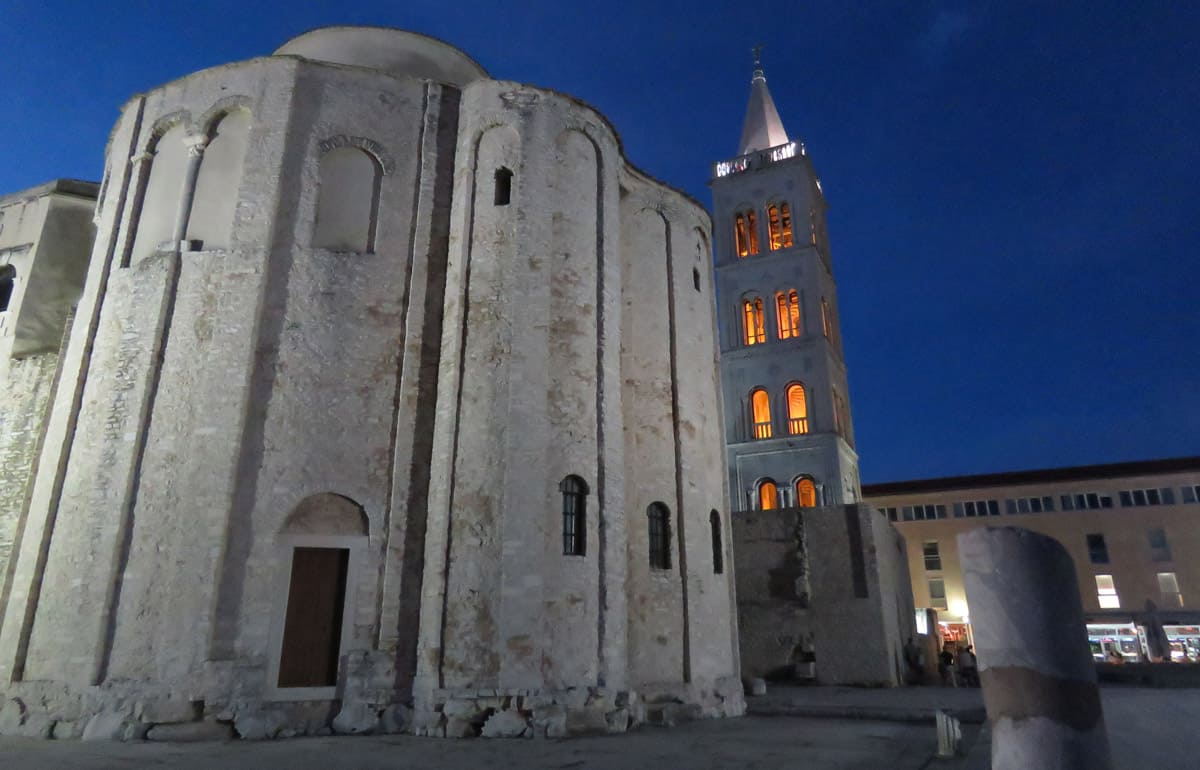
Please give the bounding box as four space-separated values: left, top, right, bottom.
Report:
796 478 817 508
734 210 759 257
647 503 671 570
560 475 587 556
767 203 793 250
494 167 512 205
742 296 765 345
758 479 779 510
821 297 831 338
786 383 809 435
128 123 189 266
313 146 382 252
750 388 772 439
186 109 250 250
0 265 14 312
710 510 724 574
775 289 801 339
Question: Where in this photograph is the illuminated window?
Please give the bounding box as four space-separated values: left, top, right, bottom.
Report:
710 510 724 574
766 203 793 250
820 297 831 338
775 289 802 339
734 210 759 257
742 297 766 345
647 503 671 569
1096 575 1120 609
758 479 779 510
494 167 513 205
1158 572 1183 607
560 475 587 556
928 578 948 610
0 265 14 311
785 383 808 435
1086 533 1109 564
750 388 772 439
795 478 816 508
923 541 942 571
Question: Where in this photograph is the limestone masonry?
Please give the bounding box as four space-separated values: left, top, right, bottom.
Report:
0 26 744 740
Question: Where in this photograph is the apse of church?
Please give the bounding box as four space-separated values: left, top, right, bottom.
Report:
0 27 743 739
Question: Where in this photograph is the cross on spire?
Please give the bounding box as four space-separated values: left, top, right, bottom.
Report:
751 44 766 82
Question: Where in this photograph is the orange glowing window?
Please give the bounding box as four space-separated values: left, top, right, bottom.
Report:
821 297 831 338
796 478 817 508
776 290 801 339
786 383 808 435
735 210 760 257
759 480 779 510
742 297 766 345
767 203 793 250
751 388 772 439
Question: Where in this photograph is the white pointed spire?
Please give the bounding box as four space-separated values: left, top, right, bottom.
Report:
737 46 790 156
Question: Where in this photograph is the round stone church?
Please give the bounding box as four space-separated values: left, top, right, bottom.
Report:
0 26 743 738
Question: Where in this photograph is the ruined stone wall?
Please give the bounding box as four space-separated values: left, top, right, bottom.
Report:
733 504 907 686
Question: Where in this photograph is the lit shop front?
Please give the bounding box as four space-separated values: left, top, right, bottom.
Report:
1087 620 1200 663
1165 625 1200 662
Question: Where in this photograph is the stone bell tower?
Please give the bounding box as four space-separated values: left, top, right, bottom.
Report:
711 50 861 513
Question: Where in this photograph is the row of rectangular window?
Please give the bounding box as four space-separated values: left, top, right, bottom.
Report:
1087 528 1173 565
925 572 1185 613
886 485 1200 523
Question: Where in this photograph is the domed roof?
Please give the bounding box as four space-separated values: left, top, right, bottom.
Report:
274 26 489 88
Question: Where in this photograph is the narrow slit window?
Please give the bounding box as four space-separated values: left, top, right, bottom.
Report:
648 503 672 570
693 267 701 292
710 510 724 574
561 475 587 556
821 297 831 338
0 265 15 311
751 388 772 439
767 204 782 250
494 167 513 205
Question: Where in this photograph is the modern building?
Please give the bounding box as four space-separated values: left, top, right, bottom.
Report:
715 55 914 687
0 26 744 741
864 457 1200 663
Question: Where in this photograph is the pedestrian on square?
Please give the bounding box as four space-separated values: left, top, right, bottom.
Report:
938 645 957 686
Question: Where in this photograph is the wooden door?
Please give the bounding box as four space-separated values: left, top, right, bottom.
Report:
277 547 349 688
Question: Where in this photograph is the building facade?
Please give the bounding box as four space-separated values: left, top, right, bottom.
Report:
711 56 860 513
0 26 744 740
716 58 913 687
865 457 1200 663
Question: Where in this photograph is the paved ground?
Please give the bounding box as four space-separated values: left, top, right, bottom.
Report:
1 685 1195 768
1 716 938 770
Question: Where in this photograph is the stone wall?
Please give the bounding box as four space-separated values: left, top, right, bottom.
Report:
733 503 914 686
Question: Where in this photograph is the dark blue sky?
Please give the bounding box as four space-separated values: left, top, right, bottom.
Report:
3 2 1197 482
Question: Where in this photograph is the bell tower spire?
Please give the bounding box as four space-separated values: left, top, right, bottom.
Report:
738 45 790 155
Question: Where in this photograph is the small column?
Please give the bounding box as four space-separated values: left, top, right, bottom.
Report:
958 527 1112 770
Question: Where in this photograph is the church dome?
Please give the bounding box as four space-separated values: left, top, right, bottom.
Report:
273 26 489 87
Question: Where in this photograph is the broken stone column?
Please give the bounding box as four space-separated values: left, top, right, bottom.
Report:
958 527 1112 770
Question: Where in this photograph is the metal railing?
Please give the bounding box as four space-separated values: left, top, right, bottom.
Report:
712 141 805 180
752 421 773 440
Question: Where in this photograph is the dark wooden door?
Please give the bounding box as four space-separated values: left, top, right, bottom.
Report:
277 547 349 688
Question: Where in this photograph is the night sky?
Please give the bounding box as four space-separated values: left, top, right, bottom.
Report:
3 2 1197 483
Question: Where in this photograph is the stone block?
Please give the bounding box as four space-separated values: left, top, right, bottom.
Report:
605 708 630 734
480 709 527 738
532 704 566 738
52 719 84 739
332 702 378 735
138 698 200 724
379 704 412 734
145 720 233 742
746 677 767 696
235 709 286 740
565 706 608 735
0 698 27 736
82 711 132 741
444 716 477 738
122 721 151 742
442 698 485 720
